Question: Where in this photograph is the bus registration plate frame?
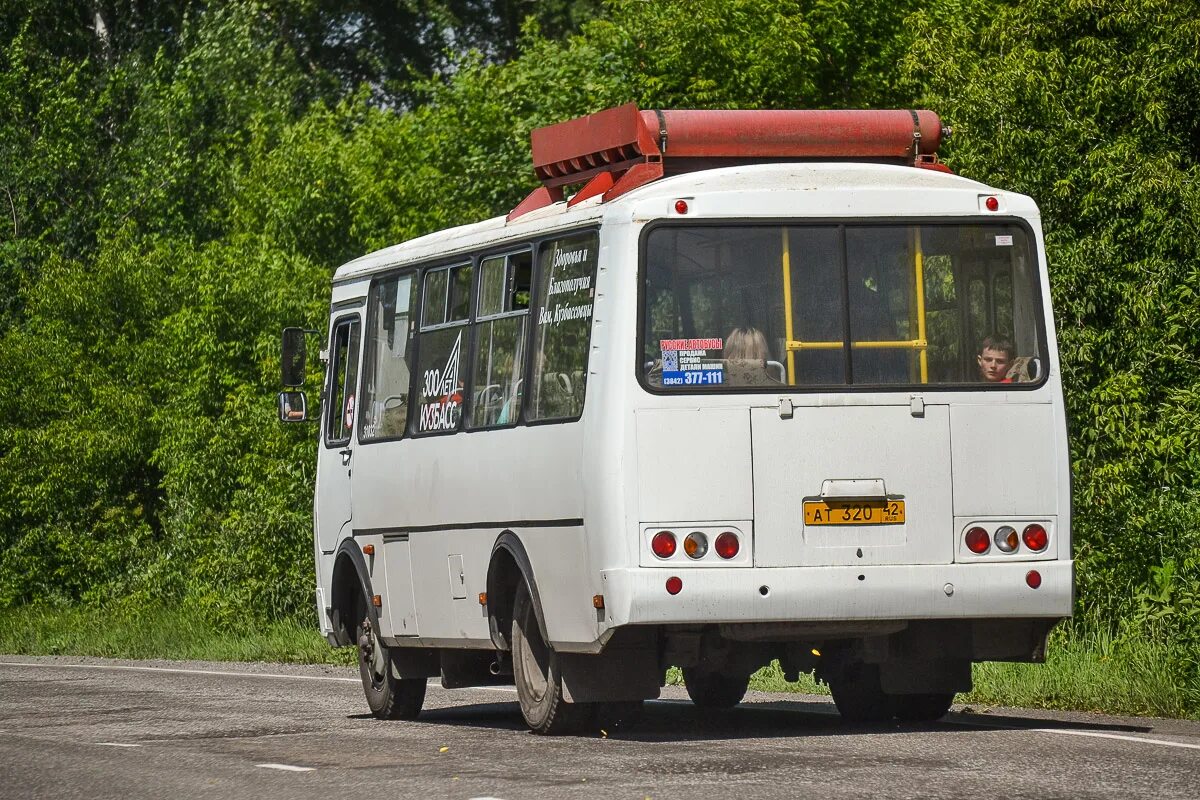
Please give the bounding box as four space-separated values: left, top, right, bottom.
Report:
803 499 905 526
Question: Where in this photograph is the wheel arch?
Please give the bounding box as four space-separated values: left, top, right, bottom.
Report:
329 538 377 647
486 531 548 650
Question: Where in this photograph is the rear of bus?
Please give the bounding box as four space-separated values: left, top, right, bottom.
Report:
612 165 1071 716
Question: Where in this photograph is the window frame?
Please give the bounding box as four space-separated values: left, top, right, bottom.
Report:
635 217 1050 396
412 260 475 438
323 313 362 448
468 246 534 431
523 228 602 427
357 269 419 445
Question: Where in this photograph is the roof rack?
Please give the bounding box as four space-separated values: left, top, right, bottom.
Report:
508 103 950 221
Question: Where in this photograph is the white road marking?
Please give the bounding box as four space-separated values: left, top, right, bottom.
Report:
0 661 358 683
256 763 315 772
96 742 143 748
1033 728 1200 752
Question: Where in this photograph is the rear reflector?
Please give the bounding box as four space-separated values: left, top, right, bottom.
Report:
666 576 683 595
1026 570 1042 589
651 530 677 558
714 531 740 559
1023 524 1048 552
965 526 990 554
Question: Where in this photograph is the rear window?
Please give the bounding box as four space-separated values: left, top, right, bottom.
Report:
642 224 1045 390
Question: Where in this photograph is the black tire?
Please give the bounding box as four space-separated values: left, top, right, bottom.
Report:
829 663 892 723
357 612 426 720
511 581 592 735
682 667 749 709
891 692 955 722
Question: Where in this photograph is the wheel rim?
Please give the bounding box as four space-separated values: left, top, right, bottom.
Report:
516 603 551 702
361 617 387 688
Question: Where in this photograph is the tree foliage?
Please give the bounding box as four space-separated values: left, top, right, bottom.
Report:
1 0 1198 690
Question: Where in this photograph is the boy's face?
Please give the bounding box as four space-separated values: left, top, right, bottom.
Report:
977 346 1012 382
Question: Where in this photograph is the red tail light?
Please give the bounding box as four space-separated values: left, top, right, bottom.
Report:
965 526 990 554
651 531 677 559
714 531 740 559
1022 524 1048 552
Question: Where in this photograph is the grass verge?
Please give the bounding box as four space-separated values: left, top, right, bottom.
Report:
2 606 1195 719
0 605 353 666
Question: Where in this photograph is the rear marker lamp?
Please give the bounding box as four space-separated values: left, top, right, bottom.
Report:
674 199 689 214
651 531 677 559
714 532 740 559
1023 524 1049 552
994 525 1019 553
666 576 683 595
684 532 709 559
1026 570 1042 589
965 526 990 554
985 196 1000 211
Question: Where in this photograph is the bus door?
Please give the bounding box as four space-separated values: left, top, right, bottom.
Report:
315 313 362 554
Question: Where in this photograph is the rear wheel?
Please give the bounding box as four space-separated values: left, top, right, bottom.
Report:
829 663 891 723
511 581 592 735
891 692 955 722
682 668 749 709
357 612 426 720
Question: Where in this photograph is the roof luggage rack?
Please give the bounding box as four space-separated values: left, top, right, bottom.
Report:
508 103 951 221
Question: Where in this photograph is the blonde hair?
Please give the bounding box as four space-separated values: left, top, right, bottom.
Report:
725 327 770 361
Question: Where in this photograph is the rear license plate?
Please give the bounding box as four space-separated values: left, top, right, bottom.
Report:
803 500 905 526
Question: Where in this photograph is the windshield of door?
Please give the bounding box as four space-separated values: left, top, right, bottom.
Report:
641 223 1046 391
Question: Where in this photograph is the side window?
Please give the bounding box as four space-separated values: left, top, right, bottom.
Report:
325 317 361 445
529 232 599 421
359 274 416 441
469 250 532 429
415 263 472 433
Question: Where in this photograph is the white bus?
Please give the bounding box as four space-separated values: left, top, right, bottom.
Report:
279 105 1072 734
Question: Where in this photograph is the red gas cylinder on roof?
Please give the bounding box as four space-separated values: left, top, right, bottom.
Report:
509 103 951 221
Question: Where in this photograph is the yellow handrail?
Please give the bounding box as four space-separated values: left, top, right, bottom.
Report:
914 228 929 383
781 229 796 385
786 339 928 351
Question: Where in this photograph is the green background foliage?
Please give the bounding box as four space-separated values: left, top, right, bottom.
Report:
1 0 1197 697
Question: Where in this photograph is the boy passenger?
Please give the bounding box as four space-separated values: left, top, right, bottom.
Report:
977 334 1015 383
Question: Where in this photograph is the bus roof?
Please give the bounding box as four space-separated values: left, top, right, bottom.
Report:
333 162 1015 283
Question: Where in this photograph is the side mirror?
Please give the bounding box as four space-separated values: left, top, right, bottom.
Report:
282 327 307 387
278 391 308 423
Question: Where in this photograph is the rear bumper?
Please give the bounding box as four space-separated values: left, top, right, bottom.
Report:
600 560 1073 626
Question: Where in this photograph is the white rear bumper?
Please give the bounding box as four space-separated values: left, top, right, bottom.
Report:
601 560 1073 626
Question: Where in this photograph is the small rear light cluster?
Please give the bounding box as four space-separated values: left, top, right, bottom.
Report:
649 528 742 562
963 523 1050 556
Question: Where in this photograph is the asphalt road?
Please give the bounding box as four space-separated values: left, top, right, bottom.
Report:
1 656 1197 799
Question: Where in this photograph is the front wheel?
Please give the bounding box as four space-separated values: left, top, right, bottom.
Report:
511 581 592 734
357 613 426 720
682 668 749 709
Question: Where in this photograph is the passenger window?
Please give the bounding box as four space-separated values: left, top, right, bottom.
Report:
359 274 416 441
470 251 532 429
529 232 598 421
325 317 360 445
415 263 472 434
